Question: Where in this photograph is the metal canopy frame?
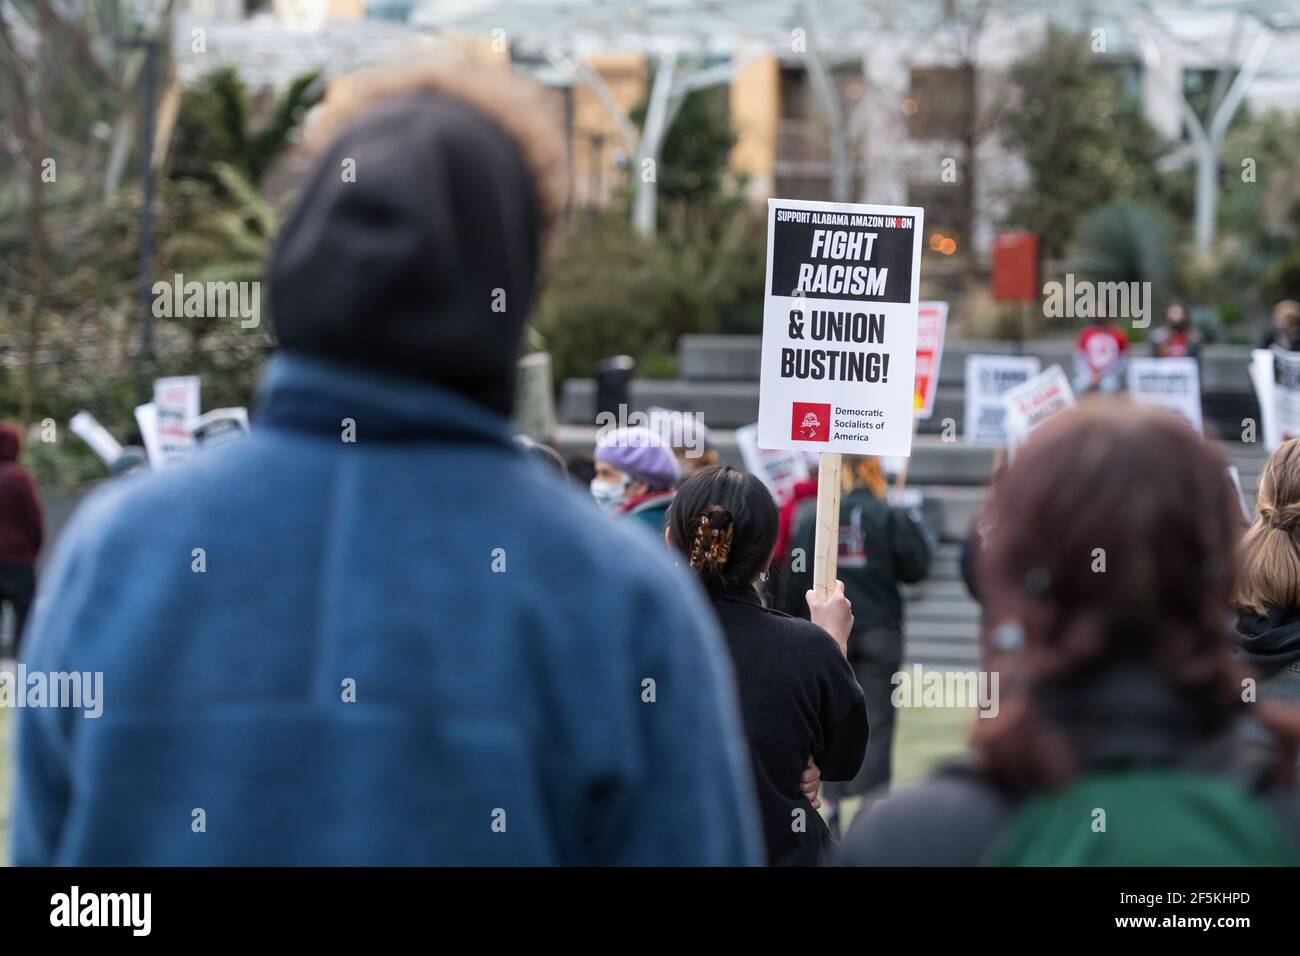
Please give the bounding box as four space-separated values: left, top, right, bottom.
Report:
414 0 1300 240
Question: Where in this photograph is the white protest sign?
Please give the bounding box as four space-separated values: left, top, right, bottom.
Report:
1003 365 1076 453
963 354 1041 446
68 411 123 467
736 423 809 507
913 301 949 421
1126 357 1203 435
1250 349 1281 451
756 198 924 458
190 407 250 450
152 376 201 468
134 402 161 465
1272 348 1300 445
1227 466 1251 522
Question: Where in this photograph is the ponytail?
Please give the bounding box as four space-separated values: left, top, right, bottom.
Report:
667 465 778 597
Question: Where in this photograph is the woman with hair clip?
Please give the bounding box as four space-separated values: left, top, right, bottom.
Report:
839 403 1300 866
1234 438 1300 754
666 464 869 866
780 455 929 818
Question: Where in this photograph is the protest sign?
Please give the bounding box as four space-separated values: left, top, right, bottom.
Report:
755 197 924 598
152 376 201 468
963 354 1041 446
1250 349 1282 451
68 411 123 467
1273 348 1300 444
913 301 949 421
736 423 809 507
1227 466 1251 522
1126 357 1203 435
756 198 924 458
1003 365 1076 453
190 408 250 450
134 403 160 465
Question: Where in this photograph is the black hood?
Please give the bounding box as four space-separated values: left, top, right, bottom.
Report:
269 91 540 418
1235 604 1300 672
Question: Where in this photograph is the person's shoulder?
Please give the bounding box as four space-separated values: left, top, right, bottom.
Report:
1260 784 1300 853
836 758 1015 866
509 469 711 626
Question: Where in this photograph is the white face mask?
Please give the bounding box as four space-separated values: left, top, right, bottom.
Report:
590 477 629 514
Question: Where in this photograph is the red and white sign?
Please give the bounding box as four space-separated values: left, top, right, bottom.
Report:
1002 365 1076 454
913 301 948 420
736 424 810 507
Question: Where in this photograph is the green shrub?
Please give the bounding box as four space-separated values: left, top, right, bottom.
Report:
533 203 767 384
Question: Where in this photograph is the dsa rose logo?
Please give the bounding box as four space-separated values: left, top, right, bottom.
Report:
791 402 831 442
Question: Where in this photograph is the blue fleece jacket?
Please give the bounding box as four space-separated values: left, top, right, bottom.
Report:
11 353 761 865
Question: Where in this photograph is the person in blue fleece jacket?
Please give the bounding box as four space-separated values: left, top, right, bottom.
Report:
10 60 760 866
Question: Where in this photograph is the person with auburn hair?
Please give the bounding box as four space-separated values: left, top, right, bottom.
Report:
666 465 869 865
1233 438 1300 753
839 403 1300 866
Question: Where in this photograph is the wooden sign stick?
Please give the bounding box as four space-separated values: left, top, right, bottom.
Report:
813 451 842 601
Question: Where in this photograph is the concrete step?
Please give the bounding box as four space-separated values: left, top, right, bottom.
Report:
676 334 1261 394
903 642 980 668
560 378 761 429
905 578 976 601
908 599 981 622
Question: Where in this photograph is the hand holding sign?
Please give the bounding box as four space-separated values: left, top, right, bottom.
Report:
757 198 925 598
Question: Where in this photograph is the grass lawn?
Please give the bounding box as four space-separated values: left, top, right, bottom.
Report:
893 704 976 788
0 699 974 867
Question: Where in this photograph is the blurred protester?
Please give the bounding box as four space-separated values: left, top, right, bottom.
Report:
12 61 760 866
1232 438 1300 757
781 456 929 812
774 474 818 568
668 417 720 481
1257 300 1300 351
564 450 596 489
592 426 679 531
1149 302 1202 359
960 448 1007 609
1072 313 1129 394
0 423 42 660
667 465 867 865
841 403 1300 865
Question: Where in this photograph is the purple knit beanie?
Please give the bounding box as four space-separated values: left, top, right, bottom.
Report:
595 427 679 492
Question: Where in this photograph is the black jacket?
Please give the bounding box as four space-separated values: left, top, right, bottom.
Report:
710 588 868 866
1236 604 1300 674
1234 604 1300 751
837 661 1300 865
779 490 930 659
